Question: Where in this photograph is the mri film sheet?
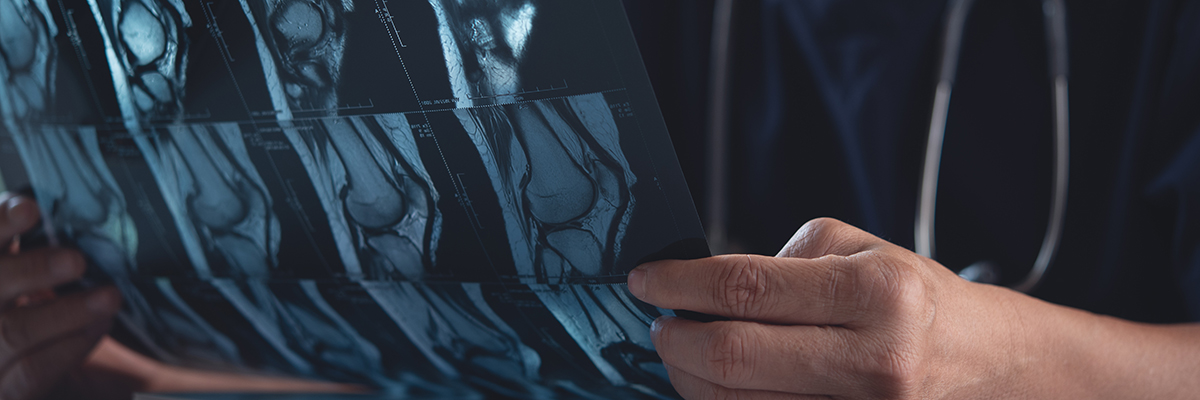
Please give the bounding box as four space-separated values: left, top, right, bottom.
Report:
0 0 707 398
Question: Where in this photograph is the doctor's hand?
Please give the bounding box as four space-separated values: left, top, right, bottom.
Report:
630 218 1200 399
0 193 121 400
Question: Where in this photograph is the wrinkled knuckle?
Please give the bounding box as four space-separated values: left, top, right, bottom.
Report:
716 256 770 318
862 251 929 316
797 218 838 250
802 217 844 238
704 325 754 387
791 217 869 257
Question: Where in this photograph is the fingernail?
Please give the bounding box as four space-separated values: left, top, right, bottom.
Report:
651 316 671 335
87 288 120 313
51 251 83 278
627 268 646 299
5 198 32 225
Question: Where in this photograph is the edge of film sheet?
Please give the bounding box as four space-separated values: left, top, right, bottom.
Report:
0 0 709 398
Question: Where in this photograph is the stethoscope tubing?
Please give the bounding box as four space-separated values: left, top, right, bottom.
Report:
916 0 1070 293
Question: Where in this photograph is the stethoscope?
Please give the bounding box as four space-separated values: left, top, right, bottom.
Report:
916 0 1070 293
702 0 1069 292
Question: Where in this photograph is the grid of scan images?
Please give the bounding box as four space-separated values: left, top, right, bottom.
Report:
0 0 709 398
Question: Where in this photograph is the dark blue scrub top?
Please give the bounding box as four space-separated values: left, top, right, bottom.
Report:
626 0 1200 323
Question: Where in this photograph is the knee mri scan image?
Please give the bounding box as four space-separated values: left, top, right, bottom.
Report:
0 0 707 398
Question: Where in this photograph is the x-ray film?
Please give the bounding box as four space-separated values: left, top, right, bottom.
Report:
0 0 708 398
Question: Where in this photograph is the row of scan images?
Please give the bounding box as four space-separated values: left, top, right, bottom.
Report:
1 0 626 125
2 0 704 284
109 276 678 398
2 92 684 284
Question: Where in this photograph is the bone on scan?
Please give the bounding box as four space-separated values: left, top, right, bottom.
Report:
513 106 596 224
265 0 346 111
43 128 113 226
119 2 167 67
171 128 251 231
323 118 409 230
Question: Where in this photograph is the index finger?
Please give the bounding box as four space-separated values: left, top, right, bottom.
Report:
628 254 866 325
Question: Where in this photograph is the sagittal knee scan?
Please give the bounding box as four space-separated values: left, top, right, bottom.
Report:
239 0 441 280
0 0 708 397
